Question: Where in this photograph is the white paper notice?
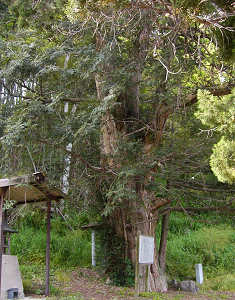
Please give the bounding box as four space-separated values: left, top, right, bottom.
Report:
139 235 154 264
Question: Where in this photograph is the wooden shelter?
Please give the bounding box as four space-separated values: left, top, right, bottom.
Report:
0 172 65 297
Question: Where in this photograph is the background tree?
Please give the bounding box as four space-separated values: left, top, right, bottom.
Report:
196 89 235 184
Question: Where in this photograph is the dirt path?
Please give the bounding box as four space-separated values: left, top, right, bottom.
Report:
62 268 235 300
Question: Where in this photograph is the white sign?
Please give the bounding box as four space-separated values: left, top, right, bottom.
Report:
138 235 154 264
195 264 203 284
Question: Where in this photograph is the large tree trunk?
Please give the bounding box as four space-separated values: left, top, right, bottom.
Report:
95 8 169 291
96 71 169 291
109 200 168 292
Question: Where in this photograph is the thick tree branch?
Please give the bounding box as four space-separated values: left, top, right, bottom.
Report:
151 198 171 212
183 85 234 108
169 180 235 193
126 204 235 227
164 206 235 214
153 85 234 145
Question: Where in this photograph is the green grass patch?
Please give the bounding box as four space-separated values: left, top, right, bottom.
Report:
202 273 235 292
166 225 235 284
10 215 92 296
48 294 85 300
11 226 91 268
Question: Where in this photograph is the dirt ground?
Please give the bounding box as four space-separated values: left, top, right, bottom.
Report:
60 267 235 300
26 267 235 300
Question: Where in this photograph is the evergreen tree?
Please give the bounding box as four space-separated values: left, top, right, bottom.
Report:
0 0 234 292
196 89 235 184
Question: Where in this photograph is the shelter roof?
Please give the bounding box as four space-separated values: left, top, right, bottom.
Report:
0 172 64 205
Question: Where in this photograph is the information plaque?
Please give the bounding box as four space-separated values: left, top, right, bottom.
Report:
138 235 154 264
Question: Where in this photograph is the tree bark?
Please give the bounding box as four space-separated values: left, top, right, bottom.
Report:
108 193 168 291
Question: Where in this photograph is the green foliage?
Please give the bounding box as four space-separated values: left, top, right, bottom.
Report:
160 213 203 238
22 267 72 296
11 217 91 268
166 225 235 281
196 89 235 183
96 228 135 287
214 17 235 62
0 0 234 291
22 278 34 294
210 137 235 184
173 0 214 12
196 89 235 137
203 273 235 292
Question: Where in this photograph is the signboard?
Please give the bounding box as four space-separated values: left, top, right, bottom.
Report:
138 235 154 264
195 264 203 284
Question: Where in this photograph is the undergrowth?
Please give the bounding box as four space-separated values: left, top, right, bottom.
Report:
10 208 91 294
8 208 235 293
166 224 235 284
96 227 135 287
11 227 91 267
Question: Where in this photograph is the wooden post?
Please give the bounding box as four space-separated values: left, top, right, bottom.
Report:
45 199 51 296
0 194 4 296
145 265 150 292
7 235 10 255
135 231 140 296
135 233 154 295
135 233 149 295
3 211 7 255
91 230 96 267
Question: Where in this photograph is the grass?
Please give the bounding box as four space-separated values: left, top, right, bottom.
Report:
139 292 185 299
166 225 235 284
10 213 91 297
48 293 85 300
202 273 235 292
11 228 91 268
53 269 71 284
21 265 76 296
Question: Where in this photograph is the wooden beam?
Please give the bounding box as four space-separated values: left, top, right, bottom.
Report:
0 173 64 205
14 197 61 206
0 172 45 189
45 200 51 297
0 188 7 296
0 175 31 188
0 194 4 295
